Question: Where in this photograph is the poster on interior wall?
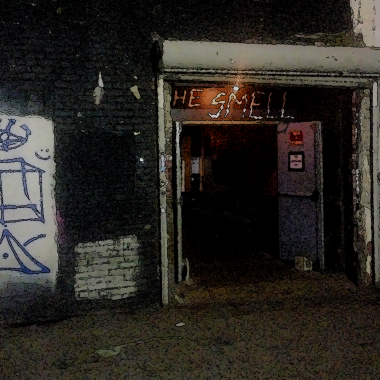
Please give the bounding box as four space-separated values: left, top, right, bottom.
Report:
0 115 57 298
288 152 305 171
170 85 297 122
289 130 303 146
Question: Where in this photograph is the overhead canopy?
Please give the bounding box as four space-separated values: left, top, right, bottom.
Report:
161 40 380 76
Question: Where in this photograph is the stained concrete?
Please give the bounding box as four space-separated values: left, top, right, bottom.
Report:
1 261 380 379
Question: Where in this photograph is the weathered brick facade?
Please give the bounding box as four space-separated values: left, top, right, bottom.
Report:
0 0 357 323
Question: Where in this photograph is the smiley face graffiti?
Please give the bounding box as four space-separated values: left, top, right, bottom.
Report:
35 149 51 161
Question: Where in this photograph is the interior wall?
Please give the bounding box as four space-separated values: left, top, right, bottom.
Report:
205 125 277 194
180 124 278 198
182 125 276 181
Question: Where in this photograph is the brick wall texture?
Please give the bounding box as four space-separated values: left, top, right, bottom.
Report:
74 236 140 300
0 0 353 322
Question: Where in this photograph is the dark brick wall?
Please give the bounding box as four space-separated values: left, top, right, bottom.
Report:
0 0 353 322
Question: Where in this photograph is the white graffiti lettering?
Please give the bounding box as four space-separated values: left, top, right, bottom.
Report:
225 91 243 117
173 90 187 106
267 92 272 117
208 92 227 119
188 89 203 107
281 91 287 118
249 91 265 119
241 94 249 119
173 87 294 120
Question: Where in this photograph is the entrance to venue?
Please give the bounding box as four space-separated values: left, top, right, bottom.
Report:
155 39 380 305
180 122 279 286
173 86 356 288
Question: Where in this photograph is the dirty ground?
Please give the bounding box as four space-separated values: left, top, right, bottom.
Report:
1 257 380 379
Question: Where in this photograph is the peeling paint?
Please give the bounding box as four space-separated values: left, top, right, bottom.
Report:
93 72 105 105
356 91 374 283
130 85 141 100
93 87 104 105
350 0 380 46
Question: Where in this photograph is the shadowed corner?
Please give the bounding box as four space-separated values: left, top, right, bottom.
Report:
0 282 59 326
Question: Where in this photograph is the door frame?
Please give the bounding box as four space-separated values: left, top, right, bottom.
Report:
372 80 380 287
277 121 324 265
157 73 380 305
174 120 282 283
315 122 325 270
174 121 183 283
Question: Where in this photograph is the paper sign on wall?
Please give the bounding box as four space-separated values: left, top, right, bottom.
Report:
288 152 304 171
289 130 303 146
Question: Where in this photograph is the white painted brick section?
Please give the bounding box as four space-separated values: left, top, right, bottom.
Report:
107 280 135 288
88 258 111 266
87 283 108 291
98 239 114 246
110 292 135 300
119 250 139 257
74 235 140 300
99 287 137 297
74 284 89 292
120 262 138 268
75 270 109 281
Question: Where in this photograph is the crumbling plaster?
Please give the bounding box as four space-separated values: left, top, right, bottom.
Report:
356 90 373 285
161 80 177 303
350 0 380 47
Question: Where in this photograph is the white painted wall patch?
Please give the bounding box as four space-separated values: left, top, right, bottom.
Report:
74 235 140 300
0 115 57 297
130 85 141 100
93 72 105 105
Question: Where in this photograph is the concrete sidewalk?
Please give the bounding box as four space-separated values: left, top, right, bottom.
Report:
1 268 380 379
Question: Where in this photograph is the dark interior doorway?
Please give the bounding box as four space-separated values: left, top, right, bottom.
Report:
180 123 280 287
176 86 356 288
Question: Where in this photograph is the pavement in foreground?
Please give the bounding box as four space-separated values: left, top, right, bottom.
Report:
1 260 380 379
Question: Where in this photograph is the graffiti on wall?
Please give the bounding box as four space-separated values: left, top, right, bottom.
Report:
0 158 45 224
0 119 31 151
0 115 56 285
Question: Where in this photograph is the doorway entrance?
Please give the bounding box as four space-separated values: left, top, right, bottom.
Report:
172 87 357 290
179 123 279 287
156 40 380 305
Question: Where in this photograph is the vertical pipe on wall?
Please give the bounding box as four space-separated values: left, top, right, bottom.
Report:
372 80 380 286
157 75 169 305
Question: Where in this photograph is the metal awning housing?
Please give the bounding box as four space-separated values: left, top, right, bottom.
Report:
161 40 380 76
